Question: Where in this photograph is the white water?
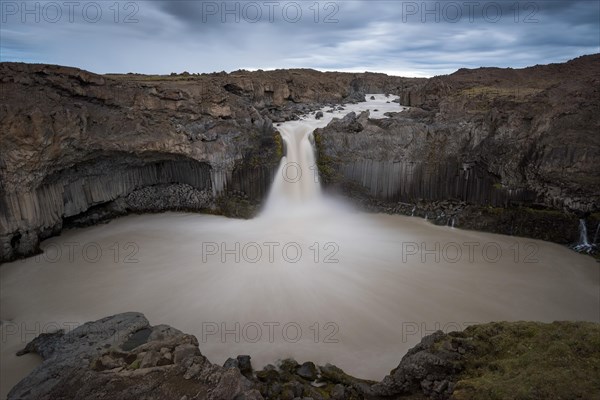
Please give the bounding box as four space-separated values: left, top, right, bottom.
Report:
579 219 591 247
263 123 321 210
1 95 599 399
574 219 597 254
264 94 403 213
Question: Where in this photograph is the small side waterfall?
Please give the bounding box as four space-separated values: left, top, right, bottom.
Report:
573 219 597 254
578 219 590 247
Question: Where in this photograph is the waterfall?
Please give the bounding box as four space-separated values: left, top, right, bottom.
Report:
578 219 590 247
593 223 600 245
265 123 321 211
573 219 597 254
261 94 403 216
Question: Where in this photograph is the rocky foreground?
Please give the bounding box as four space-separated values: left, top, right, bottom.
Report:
9 313 600 400
1 55 599 261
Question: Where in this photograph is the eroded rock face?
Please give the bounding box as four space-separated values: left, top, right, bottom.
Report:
0 63 422 261
2 56 598 260
315 54 600 244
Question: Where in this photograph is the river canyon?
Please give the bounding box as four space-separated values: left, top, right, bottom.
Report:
1 92 599 400
1 58 599 400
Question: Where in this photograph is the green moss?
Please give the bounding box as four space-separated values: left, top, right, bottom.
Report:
461 205 583 245
129 359 141 370
460 86 543 100
452 321 600 400
521 207 566 217
482 206 569 219
311 385 332 399
485 207 504 215
313 132 341 184
319 364 376 387
105 74 201 82
216 195 259 219
274 132 283 159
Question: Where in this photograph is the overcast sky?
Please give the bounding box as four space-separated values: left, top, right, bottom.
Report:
1 0 598 77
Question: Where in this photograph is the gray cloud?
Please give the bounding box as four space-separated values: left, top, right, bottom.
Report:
0 0 598 76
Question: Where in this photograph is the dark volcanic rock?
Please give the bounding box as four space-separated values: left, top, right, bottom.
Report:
0 63 422 262
1 56 599 260
296 361 318 380
10 314 600 400
315 54 600 244
370 330 462 398
8 312 257 400
237 355 253 377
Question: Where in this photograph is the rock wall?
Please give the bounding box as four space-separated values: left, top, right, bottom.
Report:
1 56 598 260
316 110 539 207
0 154 216 258
338 159 535 206
0 62 424 261
315 55 600 244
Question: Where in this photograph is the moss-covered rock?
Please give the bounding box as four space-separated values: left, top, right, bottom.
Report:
13 313 600 400
452 321 600 400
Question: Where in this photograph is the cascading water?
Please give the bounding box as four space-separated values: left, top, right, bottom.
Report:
573 219 597 254
264 124 321 210
262 94 403 215
578 219 590 247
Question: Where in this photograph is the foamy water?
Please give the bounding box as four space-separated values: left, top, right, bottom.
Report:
1 96 598 398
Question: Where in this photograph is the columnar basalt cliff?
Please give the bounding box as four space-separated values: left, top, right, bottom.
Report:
1 56 599 261
315 55 600 244
0 63 420 261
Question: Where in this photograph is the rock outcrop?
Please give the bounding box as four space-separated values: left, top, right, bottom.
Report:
0 63 421 261
315 54 600 244
8 313 258 400
10 313 600 399
1 56 599 261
